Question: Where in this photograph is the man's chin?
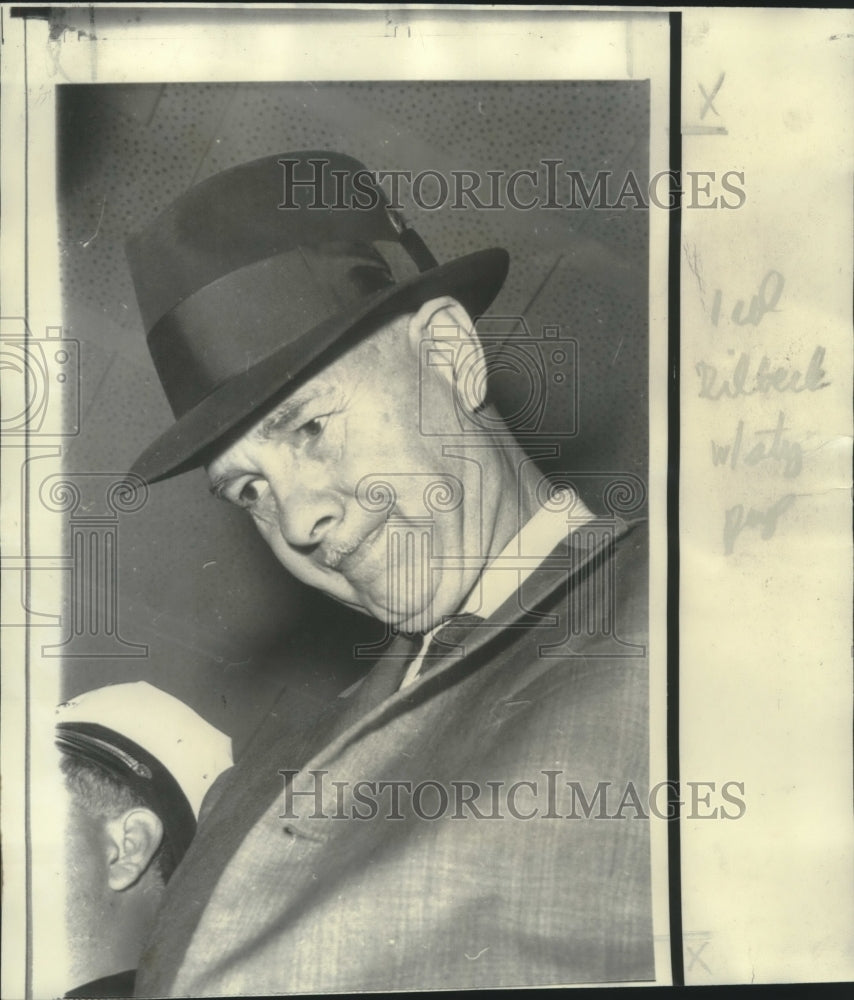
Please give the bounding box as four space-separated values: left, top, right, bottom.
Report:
352 597 439 635
376 596 464 635
327 573 470 633
326 590 434 633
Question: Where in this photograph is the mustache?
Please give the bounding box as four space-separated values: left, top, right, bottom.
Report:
317 517 389 570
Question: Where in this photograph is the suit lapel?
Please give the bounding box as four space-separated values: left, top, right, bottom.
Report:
148 518 646 994
296 517 637 772
296 630 420 761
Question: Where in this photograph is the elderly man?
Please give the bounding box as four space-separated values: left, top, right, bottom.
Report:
126 151 651 994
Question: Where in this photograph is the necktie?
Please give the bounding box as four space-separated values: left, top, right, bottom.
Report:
418 612 486 675
362 630 423 697
361 615 486 700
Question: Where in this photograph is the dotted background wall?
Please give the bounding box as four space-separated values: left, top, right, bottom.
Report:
57 81 649 753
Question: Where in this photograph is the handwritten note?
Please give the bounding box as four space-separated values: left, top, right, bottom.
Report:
689 266 831 555
680 11 852 987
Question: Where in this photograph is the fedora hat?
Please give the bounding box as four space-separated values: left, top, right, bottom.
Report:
126 151 509 483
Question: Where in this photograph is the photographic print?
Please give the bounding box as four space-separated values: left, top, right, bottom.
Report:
1 6 851 998
55 73 661 995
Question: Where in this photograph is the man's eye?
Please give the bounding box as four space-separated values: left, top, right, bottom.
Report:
234 479 266 509
297 415 328 440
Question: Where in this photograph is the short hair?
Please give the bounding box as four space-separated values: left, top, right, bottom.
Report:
60 752 175 883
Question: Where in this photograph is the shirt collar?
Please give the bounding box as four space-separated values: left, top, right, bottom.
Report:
458 495 595 620
397 495 594 692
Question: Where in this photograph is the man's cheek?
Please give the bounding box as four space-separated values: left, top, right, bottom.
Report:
323 423 347 466
251 504 280 539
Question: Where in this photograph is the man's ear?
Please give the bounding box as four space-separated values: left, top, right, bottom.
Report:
406 296 488 412
105 808 164 892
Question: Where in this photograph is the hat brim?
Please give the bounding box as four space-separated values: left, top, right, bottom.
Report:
130 247 509 483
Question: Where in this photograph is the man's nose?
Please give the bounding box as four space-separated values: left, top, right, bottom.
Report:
269 482 344 549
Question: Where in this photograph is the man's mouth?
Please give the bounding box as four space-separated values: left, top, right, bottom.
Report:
319 521 386 574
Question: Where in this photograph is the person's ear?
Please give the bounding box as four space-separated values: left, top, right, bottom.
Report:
406 296 488 412
104 808 164 891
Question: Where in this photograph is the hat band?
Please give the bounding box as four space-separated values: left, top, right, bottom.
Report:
147 242 396 418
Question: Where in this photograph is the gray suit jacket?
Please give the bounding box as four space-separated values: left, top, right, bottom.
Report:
136 519 652 995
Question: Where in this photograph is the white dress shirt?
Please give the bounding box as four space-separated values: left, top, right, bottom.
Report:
398 497 594 689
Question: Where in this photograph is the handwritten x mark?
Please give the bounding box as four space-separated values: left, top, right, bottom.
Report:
687 939 712 974
699 73 725 119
